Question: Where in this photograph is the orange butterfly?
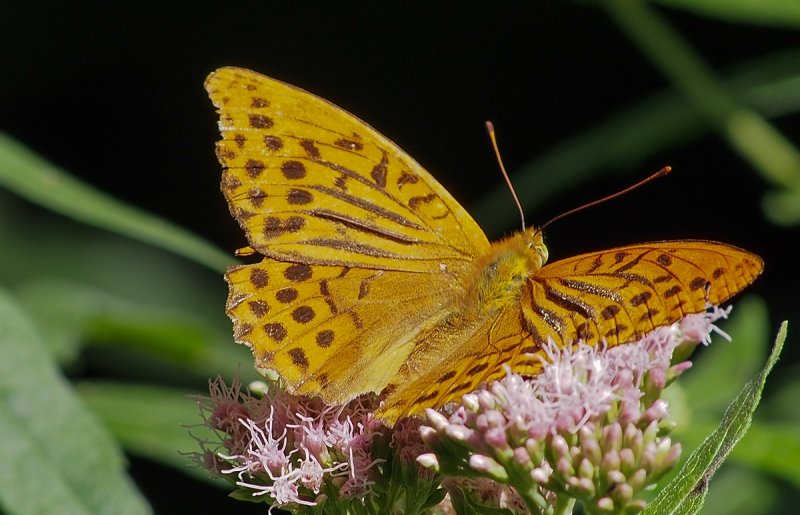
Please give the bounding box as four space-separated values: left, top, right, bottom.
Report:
206 67 763 424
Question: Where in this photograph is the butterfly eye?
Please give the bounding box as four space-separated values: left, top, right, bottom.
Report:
536 245 549 266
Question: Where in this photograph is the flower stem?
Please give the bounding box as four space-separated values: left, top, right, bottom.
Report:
552 495 575 515
518 484 550 513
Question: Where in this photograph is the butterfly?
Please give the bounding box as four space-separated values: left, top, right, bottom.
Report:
205 67 763 425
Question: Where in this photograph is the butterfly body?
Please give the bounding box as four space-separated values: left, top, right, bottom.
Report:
207 67 763 424
470 228 547 314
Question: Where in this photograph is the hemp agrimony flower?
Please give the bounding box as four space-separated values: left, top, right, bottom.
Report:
191 307 731 514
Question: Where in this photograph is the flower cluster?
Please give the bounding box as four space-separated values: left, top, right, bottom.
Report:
191 378 395 510
190 374 448 513
191 307 731 514
418 308 730 513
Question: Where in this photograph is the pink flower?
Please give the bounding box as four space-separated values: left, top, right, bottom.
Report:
193 380 385 510
192 306 733 513
418 308 731 513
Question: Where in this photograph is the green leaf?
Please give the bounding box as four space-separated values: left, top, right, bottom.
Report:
0 131 230 272
472 49 800 233
0 288 150 515
423 487 448 510
643 321 787 514
447 487 518 515
0 196 227 318
679 295 769 419
762 187 800 226
653 0 800 29
762 367 800 423
689 420 800 489
699 466 779 515
659 297 776 497
14 278 255 381
606 1 800 224
76 381 225 485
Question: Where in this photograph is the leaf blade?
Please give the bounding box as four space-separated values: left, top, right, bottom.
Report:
0 288 151 515
644 321 787 514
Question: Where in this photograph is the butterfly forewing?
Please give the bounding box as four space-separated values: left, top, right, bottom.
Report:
527 241 763 347
206 67 489 274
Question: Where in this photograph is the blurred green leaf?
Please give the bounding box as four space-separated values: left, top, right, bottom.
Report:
446 486 521 515
0 195 227 318
679 295 769 418
644 321 787 514
0 131 231 272
689 420 800 488
0 288 150 515
607 1 800 224
14 278 256 382
77 381 225 485
699 466 778 515
653 0 800 28
761 365 800 422
762 187 800 226
474 49 800 232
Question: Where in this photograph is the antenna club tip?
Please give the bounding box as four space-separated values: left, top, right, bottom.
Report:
485 120 495 132
661 165 672 174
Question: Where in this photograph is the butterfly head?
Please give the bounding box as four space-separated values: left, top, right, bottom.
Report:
524 227 549 270
473 227 549 311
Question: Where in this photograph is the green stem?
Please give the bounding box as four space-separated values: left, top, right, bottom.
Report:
520 487 543 513
605 0 800 191
552 495 576 515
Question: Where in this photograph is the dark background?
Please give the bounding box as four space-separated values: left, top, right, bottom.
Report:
1 2 797 513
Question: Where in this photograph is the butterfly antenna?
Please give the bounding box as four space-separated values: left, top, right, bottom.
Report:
540 166 672 231
486 121 526 232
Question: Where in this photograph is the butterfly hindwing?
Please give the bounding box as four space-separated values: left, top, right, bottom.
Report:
376 304 540 422
226 258 465 405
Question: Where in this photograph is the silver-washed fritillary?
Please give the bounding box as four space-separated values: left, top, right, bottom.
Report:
206 67 763 424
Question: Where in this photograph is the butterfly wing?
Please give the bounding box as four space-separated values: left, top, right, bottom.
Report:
205 67 489 273
226 259 464 403
376 304 535 422
206 67 490 404
207 68 764 423
376 239 763 423
524 240 764 347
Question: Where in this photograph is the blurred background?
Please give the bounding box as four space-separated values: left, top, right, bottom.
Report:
0 1 798 513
